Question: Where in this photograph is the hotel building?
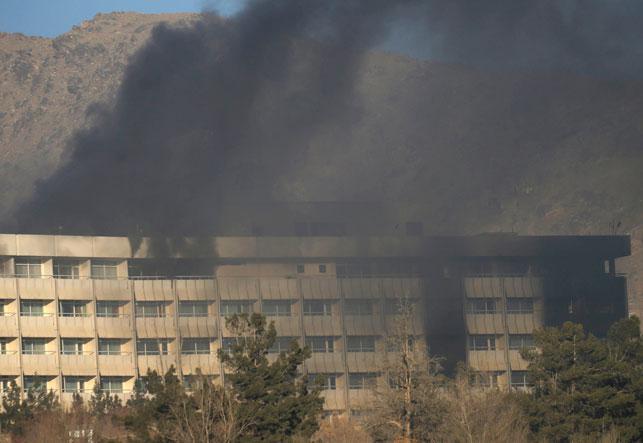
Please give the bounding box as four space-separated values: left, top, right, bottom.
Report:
0 232 630 414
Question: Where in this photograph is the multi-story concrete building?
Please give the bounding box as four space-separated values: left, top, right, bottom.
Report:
0 233 630 414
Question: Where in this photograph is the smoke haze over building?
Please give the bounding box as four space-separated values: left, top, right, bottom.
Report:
11 0 643 236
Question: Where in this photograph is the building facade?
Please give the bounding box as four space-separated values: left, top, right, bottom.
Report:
0 233 630 413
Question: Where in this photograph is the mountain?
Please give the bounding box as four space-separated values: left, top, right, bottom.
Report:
0 12 641 318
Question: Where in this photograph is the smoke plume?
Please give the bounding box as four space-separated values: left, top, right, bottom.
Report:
14 0 417 236
10 0 643 238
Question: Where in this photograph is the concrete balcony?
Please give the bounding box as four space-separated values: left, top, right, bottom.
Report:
94 279 131 300
175 279 217 300
306 353 345 374
506 314 541 333
464 277 504 298
0 352 20 374
508 350 529 371
503 277 544 298
96 316 132 338
135 317 176 338
180 354 220 375
343 315 382 335
20 315 56 337
217 278 259 300
133 280 174 301
339 278 381 299
348 389 376 409
60 392 93 405
465 313 505 334
268 316 301 336
259 278 298 300
137 355 179 374
60 353 96 375
0 278 17 298
58 316 94 337
55 278 92 300
380 277 423 299
464 276 544 299
302 316 342 336
22 353 58 375
178 317 217 337
0 314 19 336
16 277 54 299
97 354 135 376
300 277 338 299
320 390 346 411
344 352 379 372
467 350 507 371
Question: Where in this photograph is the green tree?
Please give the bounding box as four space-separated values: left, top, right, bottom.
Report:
89 382 122 417
0 380 59 436
520 316 643 442
219 313 323 443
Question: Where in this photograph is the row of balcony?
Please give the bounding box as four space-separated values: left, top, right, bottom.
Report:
0 276 425 300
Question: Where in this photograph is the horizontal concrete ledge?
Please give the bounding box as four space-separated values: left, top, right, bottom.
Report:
0 233 631 260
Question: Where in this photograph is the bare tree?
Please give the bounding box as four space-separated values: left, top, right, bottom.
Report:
443 372 529 443
163 372 255 443
363 295 450 443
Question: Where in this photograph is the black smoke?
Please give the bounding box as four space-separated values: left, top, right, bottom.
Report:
13 0 418 236
388 0 643 79
10 0 643 238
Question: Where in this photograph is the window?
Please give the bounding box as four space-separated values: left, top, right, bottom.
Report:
91 259 118 279
14 258 42 278
0 339 8 355
386 335 415 352
61 338 86 355
98 339 123 355
309 373 337 390
96 301 122 318
0 302 6 316
268 337 296 354
509 334 535 350
468 298 497 314
22 338 48 355
20 300 46 317
137 339 169 356
468 335 496 351
296 264 305 274
305 336 334 353
347 336 376 353
135 301 166 318
318 264 327 273
510 371 530 389
220 300 253 316
100 377 123 393
221 337 243 355
179 301 209 317
53 259 80 279
506 298 534 314
23 376 48 391
0 377 14 392
344 299 372 316
348 373 377 390
472 371 501 388
262 300 291 317
181 338 210 355
303 300 332 316
59 301 88 317
63 376 87 393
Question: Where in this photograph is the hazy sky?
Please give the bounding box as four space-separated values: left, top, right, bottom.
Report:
0 0 245 37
